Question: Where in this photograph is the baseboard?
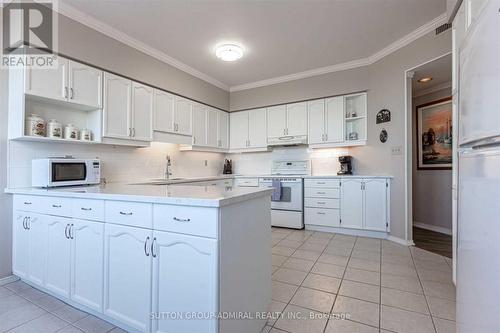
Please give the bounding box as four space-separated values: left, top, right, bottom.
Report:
413 222 452 236
0 275 19 286
386 235 415 246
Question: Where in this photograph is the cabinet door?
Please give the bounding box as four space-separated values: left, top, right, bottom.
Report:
206 107 218 147
103 73 132 139
153 90 175 133
249 108 267 148
340 179 363 229
174 97 193 136
71 219 104 313
286 102 308 136
45 217 71 299
104 224 152 332
308 99 325 144
68 61 103 108
267 105 286 137
25 58 68 102
27 214 47 286
325 97 344 143
363 179 388 232
230 111 248 149
152 231 218 333
12 212 29 279
131 82 153 141
192 103 208 146
218 111 229 149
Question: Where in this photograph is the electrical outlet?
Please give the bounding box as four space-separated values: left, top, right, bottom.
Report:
204 160 208 166
391 146 403 155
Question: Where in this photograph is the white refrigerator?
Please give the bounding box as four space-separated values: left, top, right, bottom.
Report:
456 1 500 332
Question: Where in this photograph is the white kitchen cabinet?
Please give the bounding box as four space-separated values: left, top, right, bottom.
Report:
71 219 104 312
230 111 248 149
340 179 364 230
174 97 193 136
153 89 175 133
151 231 218 333
267 105 287 138
363 179 388 232
207 107 219 147
68 61 103 108
192 103 208 146
25 59 68 102
45 216 72 299
104 224 152 332
27 214 47 286
248 108 267 148
218 110 229 149
103 73 132 140
344 93 367 143
131 82 153 141
326 96 345 143
308 99 326 144
286 102 308 136
12 212 30 279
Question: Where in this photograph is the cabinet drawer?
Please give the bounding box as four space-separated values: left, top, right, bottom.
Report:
304 198 339 209
153 205 218 238
305 208 340 227
105 201 153 228
305 188 340 199
43 197 72 217
72 199 105 221
13 195 42 212
305 179 340 188
234 178 259 187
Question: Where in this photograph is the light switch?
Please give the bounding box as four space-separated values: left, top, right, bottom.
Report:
391 146 403 155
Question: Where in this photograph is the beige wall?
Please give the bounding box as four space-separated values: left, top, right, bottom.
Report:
412 87 453 232
229 30 452 241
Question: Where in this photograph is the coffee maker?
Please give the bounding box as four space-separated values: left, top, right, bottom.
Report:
223 159 232 174
337 155 353 175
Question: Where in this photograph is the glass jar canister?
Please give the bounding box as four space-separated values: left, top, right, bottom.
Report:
47 119 62 138
64 124 79 140
25 114 46 137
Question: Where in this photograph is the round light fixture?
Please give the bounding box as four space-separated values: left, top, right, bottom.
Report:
418 77 433 83
215 44 243 62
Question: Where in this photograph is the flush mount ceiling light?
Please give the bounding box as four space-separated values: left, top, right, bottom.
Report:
418 77 433 83
215 44 243 62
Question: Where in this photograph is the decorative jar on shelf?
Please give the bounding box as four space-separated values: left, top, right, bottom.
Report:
64 124 79 140
80 129 92 141
47 119 62 138
25 114 46 137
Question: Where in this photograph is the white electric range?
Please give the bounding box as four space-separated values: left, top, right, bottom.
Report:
259 160 310 229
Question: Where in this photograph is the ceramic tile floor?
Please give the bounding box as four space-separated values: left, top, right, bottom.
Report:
0 227 456 333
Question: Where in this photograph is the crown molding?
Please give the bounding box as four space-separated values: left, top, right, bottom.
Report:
230 13 448 92
413 81 452 98
56 3 230 91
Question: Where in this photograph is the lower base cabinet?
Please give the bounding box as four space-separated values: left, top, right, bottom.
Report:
45 216 72 299
27 214 46 286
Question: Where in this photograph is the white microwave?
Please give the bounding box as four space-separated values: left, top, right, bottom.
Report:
32 158 101 188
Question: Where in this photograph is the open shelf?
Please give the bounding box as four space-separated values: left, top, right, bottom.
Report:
345 116 367 122
13 135 101 145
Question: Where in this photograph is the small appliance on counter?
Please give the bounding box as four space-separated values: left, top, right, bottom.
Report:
32 157 101 188
223 159 232 174
337 155 353 175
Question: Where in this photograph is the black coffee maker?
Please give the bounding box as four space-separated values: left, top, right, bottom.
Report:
337 156 353 175
223 159 232 174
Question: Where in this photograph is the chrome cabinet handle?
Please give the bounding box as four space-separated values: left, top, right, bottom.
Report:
69 224 74 239
144 236 150 256
26 217 31 230
64 87 68 99
151 237 157 258
317 202 326 205
317 182 326 185
119 211 133 216
22 217 27 230
132 128 136 137
317 212 326 215
317 192 326 195
70 88 74 99
52 204 62 208
65 224 70 239
173 217 191 223
81 207 92 211
24 202 32 205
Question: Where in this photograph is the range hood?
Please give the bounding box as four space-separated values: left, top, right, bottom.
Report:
267 135 308 147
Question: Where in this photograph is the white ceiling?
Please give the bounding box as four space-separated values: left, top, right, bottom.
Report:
412 53 452 96
60 0 447 91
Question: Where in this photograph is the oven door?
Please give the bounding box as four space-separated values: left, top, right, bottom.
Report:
260 179 303 212
50 161 88 186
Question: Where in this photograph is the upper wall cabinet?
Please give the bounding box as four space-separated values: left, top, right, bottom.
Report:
267 103 307 139
153 91 193 139
131 82 154 142
67 61 103 109
206 107 218 148
217 110 229 149
192 103 208 146
230 108 268 152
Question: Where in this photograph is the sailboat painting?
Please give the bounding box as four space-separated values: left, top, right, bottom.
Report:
416 97 453 170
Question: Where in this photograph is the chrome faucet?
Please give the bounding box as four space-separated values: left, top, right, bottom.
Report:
165 155 173 180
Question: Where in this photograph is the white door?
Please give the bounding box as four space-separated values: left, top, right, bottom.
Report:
174 97 193 136
267 105 286 137
25 58 68 102
325 97 344 143
153 90 175 133
340 179 363 229
131 82 153 141
151 231 218 333
192 103 207 146
363 179 388 231
45 217 71 299
230 111 248 149
218 111 229 149
206 107 218 147
27 214 47 286
12 212 29 279
68 61 102 108
249 108 267 148
103 73 131 139
104 224 152 332
71 219 104 313
308 99 325 144
286 102 308 136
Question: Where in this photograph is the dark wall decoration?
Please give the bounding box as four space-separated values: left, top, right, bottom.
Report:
376 109 391 124
380 129 388 143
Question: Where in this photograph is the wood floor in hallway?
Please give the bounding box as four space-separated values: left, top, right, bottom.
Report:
413 227 452 258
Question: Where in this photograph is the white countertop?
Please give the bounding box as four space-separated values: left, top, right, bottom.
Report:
5 183 274 208
304 175 393 179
